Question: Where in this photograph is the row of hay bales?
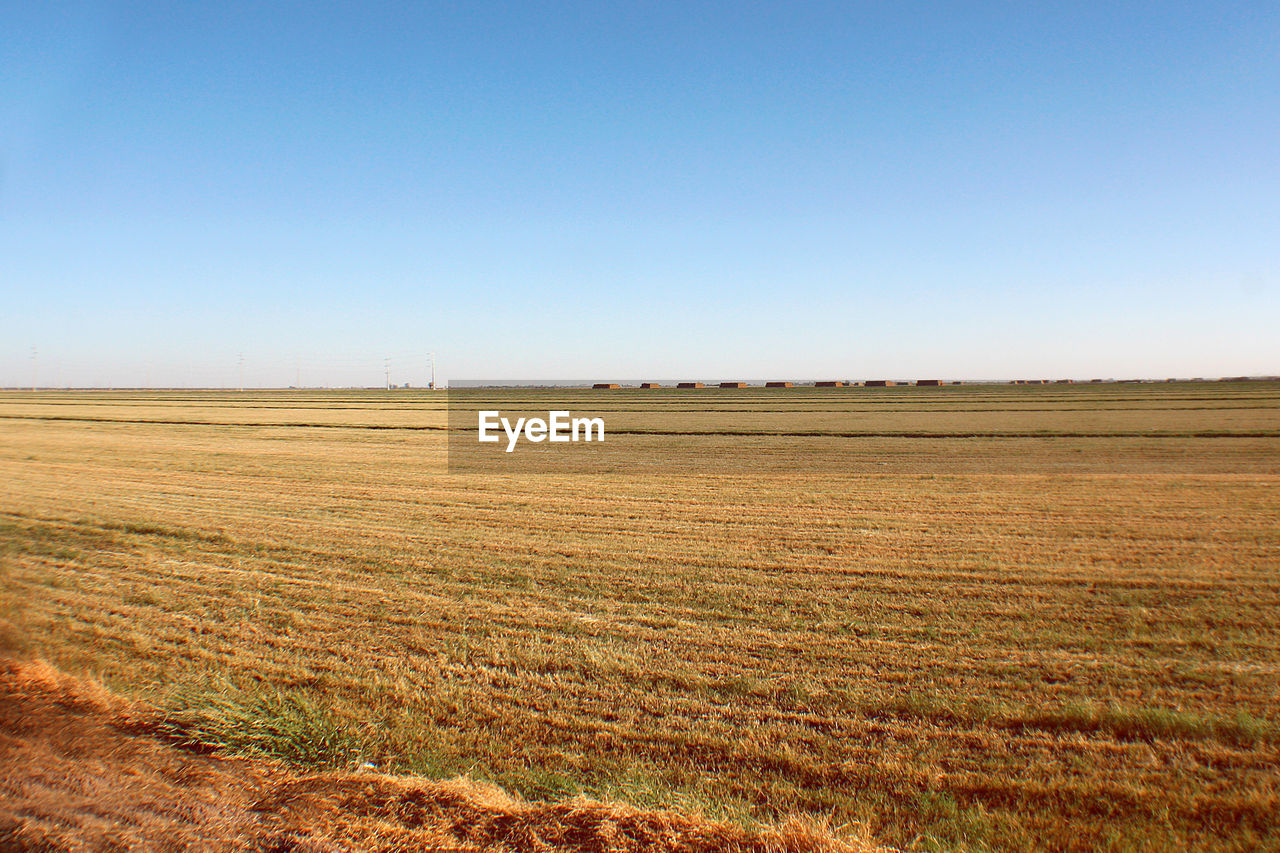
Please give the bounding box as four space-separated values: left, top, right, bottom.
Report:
597 377 1279 389
590 380 952 388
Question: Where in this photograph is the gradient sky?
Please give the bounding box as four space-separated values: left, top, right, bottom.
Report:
3 1 1277 386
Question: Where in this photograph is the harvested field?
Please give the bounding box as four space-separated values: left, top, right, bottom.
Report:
2 382 1279 851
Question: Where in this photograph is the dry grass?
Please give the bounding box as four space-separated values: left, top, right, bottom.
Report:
0 658 867 852
2 382 1278 851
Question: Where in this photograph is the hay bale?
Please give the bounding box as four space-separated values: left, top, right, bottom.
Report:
719 382 747 388
592 383 621 390
814 381 845 388
765 381 793 388
640 382 661 389
864 380 894 387
676 382 705 389
914 379 943 386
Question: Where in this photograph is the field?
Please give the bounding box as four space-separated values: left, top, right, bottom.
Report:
0 659 857 852
2 382 1279 851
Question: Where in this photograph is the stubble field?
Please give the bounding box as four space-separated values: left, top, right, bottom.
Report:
2 382 1278 851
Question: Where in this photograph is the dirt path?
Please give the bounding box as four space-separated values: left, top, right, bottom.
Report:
0 659 868 852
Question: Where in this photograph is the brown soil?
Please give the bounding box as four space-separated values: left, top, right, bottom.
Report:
0 658 872 852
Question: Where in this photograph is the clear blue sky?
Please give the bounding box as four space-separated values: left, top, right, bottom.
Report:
3 1 1277 386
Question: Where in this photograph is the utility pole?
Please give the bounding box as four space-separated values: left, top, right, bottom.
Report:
429 352 436 390
385 357 391 390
